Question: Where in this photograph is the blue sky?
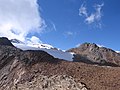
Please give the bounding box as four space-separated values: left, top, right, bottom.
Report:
0 0 120 51
36 0 120 50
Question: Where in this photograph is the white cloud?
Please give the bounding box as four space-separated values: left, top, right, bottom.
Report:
52 23 57 31
66 31 74 36
85 3 104 24
64 31 77 38
26 36 42 45
79 2 104 27
51 21 57 31
79 2 88 17
85 14 95 24
30 36 41 43
0 0 45 42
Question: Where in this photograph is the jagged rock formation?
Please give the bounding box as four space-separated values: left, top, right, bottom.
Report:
67 43 120 66
11 75 88 90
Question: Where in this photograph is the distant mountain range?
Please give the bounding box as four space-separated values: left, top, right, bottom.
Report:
0 37 120 90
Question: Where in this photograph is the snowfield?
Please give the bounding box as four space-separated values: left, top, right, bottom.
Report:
12 43 74 61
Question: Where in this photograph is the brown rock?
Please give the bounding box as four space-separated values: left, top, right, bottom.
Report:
67 43 120 66
0 41 120 90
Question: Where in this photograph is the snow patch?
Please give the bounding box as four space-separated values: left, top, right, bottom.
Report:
12 43 74 61
27 43 54 49
116 51 120 53
97 44 104 47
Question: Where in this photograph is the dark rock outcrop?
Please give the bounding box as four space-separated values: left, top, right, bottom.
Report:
0 37 14 46
68 43 120 66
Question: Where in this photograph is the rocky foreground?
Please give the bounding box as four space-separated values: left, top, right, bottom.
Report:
0 37 120 90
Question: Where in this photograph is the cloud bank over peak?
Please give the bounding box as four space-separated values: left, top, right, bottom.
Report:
79 2 104 27
27 36 42 45
0 0 45 42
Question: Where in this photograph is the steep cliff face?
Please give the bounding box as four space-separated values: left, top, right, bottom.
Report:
68 43 120 66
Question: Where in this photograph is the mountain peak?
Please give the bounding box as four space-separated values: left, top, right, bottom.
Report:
80 42 97 46
0 37 14 47
68 42 120 66
78 42 98 48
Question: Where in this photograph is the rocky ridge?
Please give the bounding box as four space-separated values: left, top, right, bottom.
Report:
68 42 120 66
11 75 88 90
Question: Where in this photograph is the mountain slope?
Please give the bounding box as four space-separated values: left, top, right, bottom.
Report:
67 43 120 66
0 38 88 90
0 37 14 46
11 41 74 61
0 37 120 90
0 44 120 90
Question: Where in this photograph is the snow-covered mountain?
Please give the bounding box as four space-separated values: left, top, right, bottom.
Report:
28 43 54 49
11 39 54 49
11 39 74 61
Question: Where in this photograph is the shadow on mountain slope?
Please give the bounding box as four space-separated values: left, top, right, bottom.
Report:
73 54 119 67
68 43 120 67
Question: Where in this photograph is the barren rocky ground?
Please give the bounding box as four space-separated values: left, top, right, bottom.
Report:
0 38 120 90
